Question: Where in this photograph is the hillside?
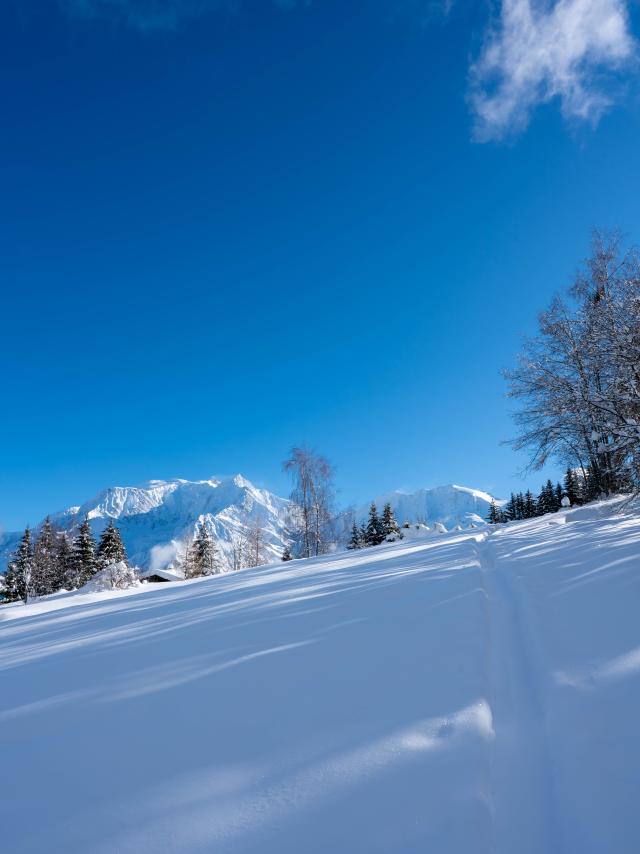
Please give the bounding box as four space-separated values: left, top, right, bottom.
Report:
1 497 639 853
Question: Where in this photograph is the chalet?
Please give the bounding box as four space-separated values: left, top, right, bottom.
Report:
139 568 181 584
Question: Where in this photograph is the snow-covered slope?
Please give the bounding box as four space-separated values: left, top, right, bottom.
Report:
0 475 292 572
359 483 499 528
2 497 639 853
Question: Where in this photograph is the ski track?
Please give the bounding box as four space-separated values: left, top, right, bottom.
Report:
475 530 563 854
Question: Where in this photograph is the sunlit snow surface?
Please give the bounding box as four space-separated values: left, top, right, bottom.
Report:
1 498 639 853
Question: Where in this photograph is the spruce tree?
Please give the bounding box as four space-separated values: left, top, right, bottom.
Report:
555 483 564 511
381 503 400 539
97 520 128 569
4 528 33 603
33 517 59 596
365 503 384 546
536 482 551 515
72 517 97 588
187 522 219 578
564 468 579 506
544 479 557 512
515 493 526 520
281 546 293 561
347 521 363 550
487 500 500 524
504 493 518 522
56 531 74 591
524 490 536 519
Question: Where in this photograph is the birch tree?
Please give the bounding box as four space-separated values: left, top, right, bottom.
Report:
283 446 335 557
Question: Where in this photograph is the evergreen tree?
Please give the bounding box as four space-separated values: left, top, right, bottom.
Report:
555 483 564 510
4 528 33 603
537 483 548 515
365 503 385 546
487 500 500 524
72 517 97 588
56 531 74 590
524 490 536 519
281 545 293 561
347 521 363 550
97 520 128 569
545 479 558 512
515 492 526 520
504 493 518 522
187 522 219 578
33 517 60 596
564 468 580 506
381 503 400 539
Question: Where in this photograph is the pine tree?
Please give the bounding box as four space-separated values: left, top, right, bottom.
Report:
365 503 385 546
281 546 293 561
56 531 74 590
97 520 128 569
4 528 33 603
72 517 97 588
187 522 219 578
33 517 60 596
381 502 400 539
504 493 518 522
555 482 564 510
347 521 363 549
487 500 500 524
515 492 526 520
524 490 536 519
536 483 548 515
564 468 579 506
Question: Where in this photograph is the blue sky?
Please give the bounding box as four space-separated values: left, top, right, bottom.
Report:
1 0 639 530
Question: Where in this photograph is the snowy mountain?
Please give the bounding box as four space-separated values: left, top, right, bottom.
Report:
1 497 639 853
0 475 292 572
357 483 499 529
0 479 500 573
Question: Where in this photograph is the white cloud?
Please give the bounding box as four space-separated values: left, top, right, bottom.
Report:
469 0 637 142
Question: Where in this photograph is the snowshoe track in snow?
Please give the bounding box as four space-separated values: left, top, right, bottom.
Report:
475 531 563 854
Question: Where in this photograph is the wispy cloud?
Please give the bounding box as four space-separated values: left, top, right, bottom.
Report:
469 0 637 142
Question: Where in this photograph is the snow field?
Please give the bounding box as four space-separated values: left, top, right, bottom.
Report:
1 498 639 853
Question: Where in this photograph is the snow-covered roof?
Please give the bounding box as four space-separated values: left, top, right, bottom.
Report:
139 568 181 582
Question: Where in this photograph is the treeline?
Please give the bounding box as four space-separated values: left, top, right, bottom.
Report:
487 467 594 524
346 502 401 549
3 518 132 603
506 231 640 495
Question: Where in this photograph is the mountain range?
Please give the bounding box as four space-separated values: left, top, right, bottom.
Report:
0 476 498 572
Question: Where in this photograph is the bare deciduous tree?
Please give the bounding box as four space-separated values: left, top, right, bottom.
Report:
283 446 335 557
505 230 640 494
246 514 267 568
